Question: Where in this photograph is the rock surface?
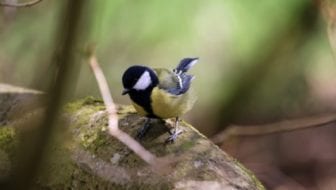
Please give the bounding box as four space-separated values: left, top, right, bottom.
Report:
0 83 43 125
0 84 264 190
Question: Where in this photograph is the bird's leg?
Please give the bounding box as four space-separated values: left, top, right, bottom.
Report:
165 117 183 143
136 118 152 139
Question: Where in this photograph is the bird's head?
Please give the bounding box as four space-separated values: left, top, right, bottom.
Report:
122 65 158 95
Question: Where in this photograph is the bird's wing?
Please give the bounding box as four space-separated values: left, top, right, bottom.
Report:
154 68 193 95
174 57 199 74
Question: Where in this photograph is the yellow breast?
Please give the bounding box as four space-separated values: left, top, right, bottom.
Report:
131 102 148 116
150 87 196 119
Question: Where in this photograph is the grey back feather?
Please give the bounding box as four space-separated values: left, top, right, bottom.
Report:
156 57 198 95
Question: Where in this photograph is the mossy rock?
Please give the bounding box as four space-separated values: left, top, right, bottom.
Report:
0 97 264 189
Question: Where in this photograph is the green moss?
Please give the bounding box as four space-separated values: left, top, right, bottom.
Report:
0 126 15 180
65 98 112 160
80 129 110 152
180 140 194 150
0 126 16 157
64 96 104 114
117 105 137 115
80 131 99 148
64 99 84 114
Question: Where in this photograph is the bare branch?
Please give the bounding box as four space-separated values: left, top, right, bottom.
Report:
212 113 336 144
88 55 118 130
0 0 42 8
88 52 158 165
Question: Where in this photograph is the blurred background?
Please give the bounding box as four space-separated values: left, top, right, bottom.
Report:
1 0 336 189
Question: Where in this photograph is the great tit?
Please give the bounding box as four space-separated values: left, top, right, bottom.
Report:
122 57 198 143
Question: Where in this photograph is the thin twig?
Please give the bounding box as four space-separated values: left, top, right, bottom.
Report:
0 0 42 7
89 55 118 130
212 113 336 145
88 53 157 165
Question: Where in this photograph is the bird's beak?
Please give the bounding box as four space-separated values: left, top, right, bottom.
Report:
122 89 130 95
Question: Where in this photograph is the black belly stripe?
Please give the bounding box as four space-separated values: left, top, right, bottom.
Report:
129 89 158 118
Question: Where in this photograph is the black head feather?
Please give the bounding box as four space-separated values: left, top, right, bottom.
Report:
122 65 158 93
122 65 158 117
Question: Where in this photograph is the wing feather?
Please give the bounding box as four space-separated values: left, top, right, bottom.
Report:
154 68 193 95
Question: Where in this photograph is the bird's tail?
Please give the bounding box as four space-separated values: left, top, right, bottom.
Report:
174 57 199 74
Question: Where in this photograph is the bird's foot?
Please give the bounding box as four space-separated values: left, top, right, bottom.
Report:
136 120 151 139
165 128 183 143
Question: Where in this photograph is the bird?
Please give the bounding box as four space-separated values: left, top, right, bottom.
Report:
121 57 198 143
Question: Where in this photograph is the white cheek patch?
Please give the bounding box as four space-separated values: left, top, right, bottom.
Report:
133 71 152 90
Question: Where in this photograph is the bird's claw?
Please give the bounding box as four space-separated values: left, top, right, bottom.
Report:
165 128 183 143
